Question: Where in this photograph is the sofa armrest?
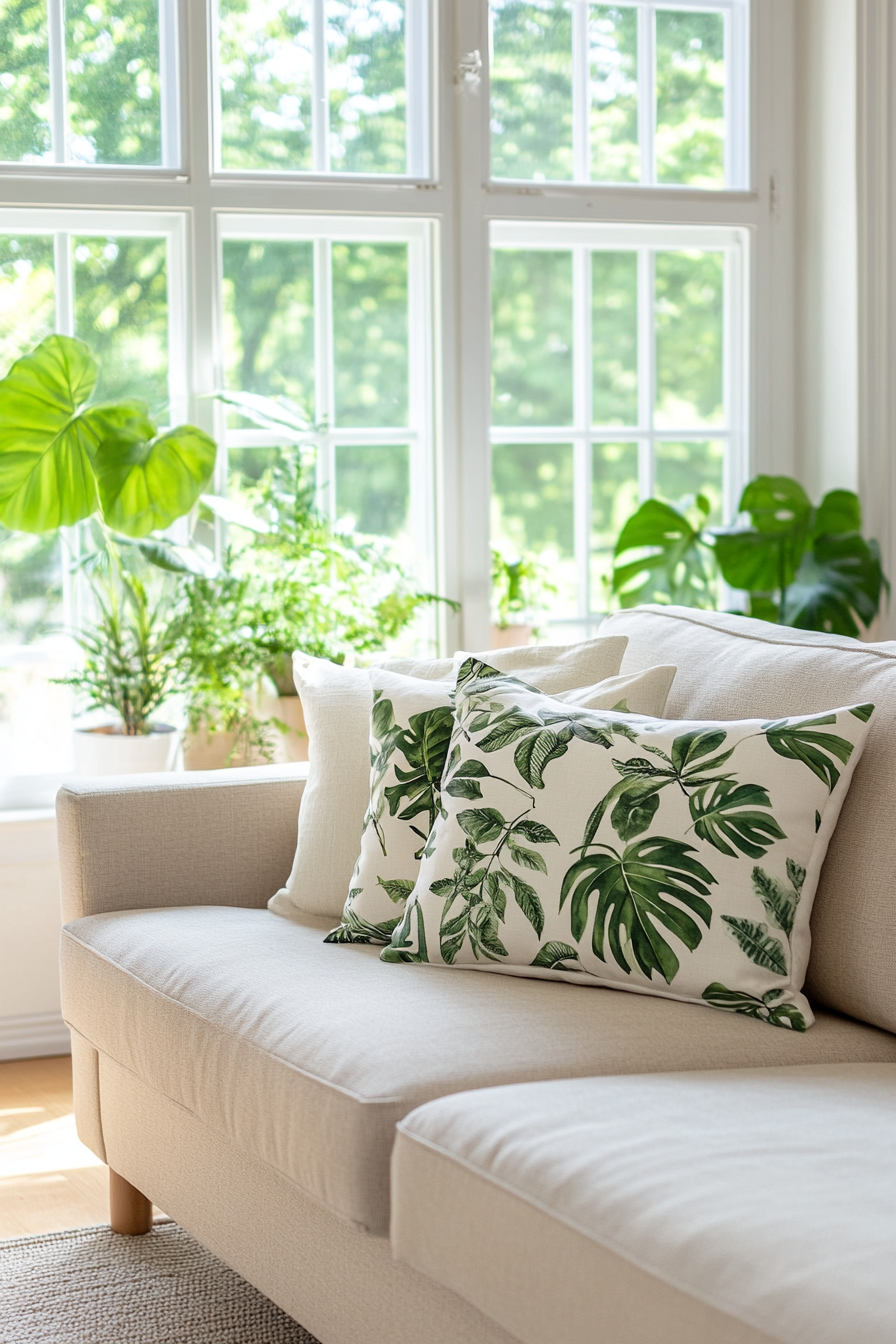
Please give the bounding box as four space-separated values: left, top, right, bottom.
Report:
57 764 307 922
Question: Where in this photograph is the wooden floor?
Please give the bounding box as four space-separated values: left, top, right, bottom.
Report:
0 1054 164 1239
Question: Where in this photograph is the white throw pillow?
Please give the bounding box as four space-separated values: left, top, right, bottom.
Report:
326 662 676 943
269 636 629 920
382 658 875 1031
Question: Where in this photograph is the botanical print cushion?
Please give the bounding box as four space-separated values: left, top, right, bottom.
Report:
271 636 629 922
381 659 875 1031
325 663 676 944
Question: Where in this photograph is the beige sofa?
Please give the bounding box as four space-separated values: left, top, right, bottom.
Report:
58 607 896 1344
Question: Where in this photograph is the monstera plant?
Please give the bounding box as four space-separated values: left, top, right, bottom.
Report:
611 476 888 638
0 335 218 752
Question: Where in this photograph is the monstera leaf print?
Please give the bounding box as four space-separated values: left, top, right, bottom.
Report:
384 704 455 856
702 983 807 1031
380 898 430 964
762 713 857 790
364 694 405 855
560 836 715 984
689 779 787 858
581 726 783 856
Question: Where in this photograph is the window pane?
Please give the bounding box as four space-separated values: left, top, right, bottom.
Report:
218 0 314 172
0 233 55 373
490 0 573 181
491 441 576 613
332 241 408 428
592 250 637 425
492 249 573 427
589 4 638 183
655 8 725 188
591 440 638 600
0 527 61 643
327 0 406 175
227 444 294 493
73 235 169 411
65 0 162 165
335 443 409 537
0 0 51 162
655 439 724 521
222 239 315 413
654 250 723 429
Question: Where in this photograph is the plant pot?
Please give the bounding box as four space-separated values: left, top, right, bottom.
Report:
182 725 267 771
271 695 309 762
74 724 179 776
491 623 534 649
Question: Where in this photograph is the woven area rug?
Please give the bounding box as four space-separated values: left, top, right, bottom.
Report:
0 1221 321 1344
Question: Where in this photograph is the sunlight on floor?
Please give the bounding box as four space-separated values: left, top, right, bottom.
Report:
0 1112 103 1179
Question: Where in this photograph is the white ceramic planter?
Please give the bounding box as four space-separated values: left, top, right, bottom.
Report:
74 724 179 777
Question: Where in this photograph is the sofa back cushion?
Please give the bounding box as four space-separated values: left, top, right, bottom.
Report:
601 606 896 1035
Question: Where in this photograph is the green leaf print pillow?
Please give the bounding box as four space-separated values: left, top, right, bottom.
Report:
381 658 876 1031
326 660 677 945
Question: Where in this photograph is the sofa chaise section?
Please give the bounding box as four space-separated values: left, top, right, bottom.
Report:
392 1064 896 1344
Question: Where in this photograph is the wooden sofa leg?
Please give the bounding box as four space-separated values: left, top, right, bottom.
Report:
109 1168 153 1235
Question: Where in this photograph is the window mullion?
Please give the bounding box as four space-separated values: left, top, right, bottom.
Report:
47 0 67 164
312 0 330 174
637 3 655 186
314 236 335 518
572 245 592 620
53 232 73 335
572 0 590 184
637 246 655 499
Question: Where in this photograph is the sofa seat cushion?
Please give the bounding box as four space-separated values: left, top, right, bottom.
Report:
392 1065 896 1344
60 907 896 1236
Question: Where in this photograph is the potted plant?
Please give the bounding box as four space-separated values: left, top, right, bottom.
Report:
610 476 888 637
491 548 555 648
0 334 217 772
174 396 456 766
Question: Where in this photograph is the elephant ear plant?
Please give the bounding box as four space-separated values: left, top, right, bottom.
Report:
611 475 888 638
0 334 218 734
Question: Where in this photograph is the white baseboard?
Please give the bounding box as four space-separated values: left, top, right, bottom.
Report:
0 1011 71 1062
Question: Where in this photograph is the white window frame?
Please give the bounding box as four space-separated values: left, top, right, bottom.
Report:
0 0 796 806
5 0 182 170
210 0 432 180
215 212 437 578
490 217 749 630
488 0 750 190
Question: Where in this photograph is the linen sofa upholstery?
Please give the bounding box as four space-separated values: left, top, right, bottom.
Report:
61 904 896 1235
603 605 896 1033
392 1064 896 1344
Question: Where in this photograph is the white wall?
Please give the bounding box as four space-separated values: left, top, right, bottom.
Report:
0 814 70 1060
794 0 859 500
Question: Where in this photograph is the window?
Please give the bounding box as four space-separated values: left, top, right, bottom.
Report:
489 0 748 187
490 220 747 633
0 0 793 806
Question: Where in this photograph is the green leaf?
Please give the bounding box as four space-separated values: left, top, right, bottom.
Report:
560 836 715 984
109 532 222 578
445 777 484 800
611 498 716 608
785 858 805 893
530 941 582 971
324 904 402 945
763 714 854 790
380 899 429 963
513 726 574 788
512 819 559 845
95 422 217 536
849 703 875 722
384 706 455 846
752 865 799 937
371 694 396 741
689 779 786 859
670 728 729 773
0 334 100 530
199 492 270 533
507 841 548 874
812 489 862 539
781 533 885 637
701 982 807 1031
721 917 788 975
377 876 416 904
714 476 812 597
210 389 312 440
510 874 544 937
457 807 506 844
